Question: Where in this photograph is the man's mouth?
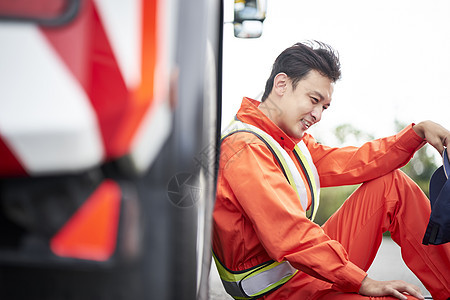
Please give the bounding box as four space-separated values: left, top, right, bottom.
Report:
301 119 312 129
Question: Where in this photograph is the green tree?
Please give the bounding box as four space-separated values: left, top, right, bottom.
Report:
394 120 437 195
334 123 374 144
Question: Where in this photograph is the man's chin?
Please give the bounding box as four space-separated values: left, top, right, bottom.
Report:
289 130 305 140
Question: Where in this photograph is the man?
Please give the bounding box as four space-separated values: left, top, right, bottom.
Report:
213 41 450 300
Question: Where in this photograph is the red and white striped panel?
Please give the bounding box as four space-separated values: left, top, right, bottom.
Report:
0 0 175 176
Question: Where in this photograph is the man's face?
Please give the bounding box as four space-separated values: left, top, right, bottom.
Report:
274 70 333 139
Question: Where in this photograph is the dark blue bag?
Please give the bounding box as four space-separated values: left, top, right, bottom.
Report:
423 148 450 245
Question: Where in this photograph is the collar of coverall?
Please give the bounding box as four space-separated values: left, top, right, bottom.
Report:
237 97 301 152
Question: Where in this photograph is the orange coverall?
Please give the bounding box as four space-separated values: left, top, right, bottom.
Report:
213 97 450 300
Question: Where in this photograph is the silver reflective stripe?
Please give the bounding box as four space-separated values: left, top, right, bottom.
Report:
297 140 321 204
241 261 297 296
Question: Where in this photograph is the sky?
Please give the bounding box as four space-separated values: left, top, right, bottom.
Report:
222 0 450 161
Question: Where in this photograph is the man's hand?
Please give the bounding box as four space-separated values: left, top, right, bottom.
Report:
413 121 450 157
359 276 424 300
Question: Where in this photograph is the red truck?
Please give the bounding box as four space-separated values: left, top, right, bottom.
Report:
0 0 265 299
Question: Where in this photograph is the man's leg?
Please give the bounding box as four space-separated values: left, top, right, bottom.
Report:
319 170 449 300
314 289 421 300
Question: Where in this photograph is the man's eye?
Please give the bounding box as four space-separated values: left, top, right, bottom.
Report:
311 97 319 103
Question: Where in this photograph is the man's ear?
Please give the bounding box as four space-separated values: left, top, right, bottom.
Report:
273 73 288 96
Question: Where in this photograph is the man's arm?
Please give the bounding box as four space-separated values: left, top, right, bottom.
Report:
413 120 450 157
304 124 426 187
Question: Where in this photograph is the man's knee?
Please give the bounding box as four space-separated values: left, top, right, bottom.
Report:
367 170 416 190
360 169 425 207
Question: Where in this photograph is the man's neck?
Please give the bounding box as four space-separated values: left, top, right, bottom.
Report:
258 95 282 126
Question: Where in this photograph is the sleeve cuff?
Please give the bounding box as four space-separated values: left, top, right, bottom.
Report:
396 123 427 153
331 261 367 293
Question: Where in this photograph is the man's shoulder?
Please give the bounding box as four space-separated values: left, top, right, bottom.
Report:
219 131 278 174
220 131 267 156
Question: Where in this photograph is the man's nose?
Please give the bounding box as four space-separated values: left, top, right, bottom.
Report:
311 107 322 123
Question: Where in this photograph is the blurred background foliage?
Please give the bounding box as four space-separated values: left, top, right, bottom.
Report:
314 121 438 226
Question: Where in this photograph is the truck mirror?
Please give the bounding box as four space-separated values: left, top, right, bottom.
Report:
0 0 80 27
233 0 266 38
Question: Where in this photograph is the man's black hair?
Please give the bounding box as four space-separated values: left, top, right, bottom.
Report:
261 41 341 102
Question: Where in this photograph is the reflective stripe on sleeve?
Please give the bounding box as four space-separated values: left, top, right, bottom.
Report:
240 259 298 297
212 251 298 299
